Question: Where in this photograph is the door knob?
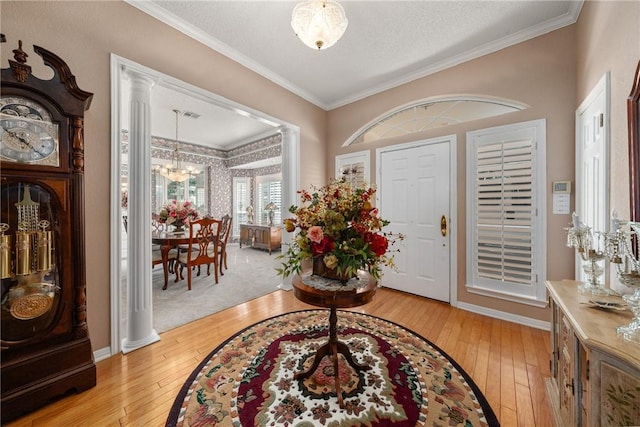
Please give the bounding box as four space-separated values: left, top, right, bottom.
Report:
441 215 448 237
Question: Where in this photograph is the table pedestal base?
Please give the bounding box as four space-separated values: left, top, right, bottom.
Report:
295 307 370 408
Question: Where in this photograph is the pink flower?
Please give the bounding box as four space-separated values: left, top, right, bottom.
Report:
307 226 324 243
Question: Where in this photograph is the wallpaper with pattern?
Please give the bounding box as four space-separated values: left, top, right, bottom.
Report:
121 131 282 217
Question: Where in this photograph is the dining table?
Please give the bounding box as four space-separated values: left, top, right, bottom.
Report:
152 230 190 290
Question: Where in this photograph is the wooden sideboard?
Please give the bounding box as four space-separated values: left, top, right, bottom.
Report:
545 280 640 426
239 224 282 254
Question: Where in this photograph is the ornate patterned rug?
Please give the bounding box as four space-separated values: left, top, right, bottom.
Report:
167 310 499 427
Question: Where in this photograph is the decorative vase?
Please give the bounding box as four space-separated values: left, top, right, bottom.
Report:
173 224 184 232
312 257 353 283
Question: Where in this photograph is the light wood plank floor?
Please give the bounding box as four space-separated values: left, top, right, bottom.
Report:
6 288 553 427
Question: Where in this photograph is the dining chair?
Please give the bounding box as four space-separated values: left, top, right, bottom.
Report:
152 246 178 275
174 217 223 289
217 214 233 276
124 214 177 276
151 213 163 252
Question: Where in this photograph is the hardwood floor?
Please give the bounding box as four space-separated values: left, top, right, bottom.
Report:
5 288 553 427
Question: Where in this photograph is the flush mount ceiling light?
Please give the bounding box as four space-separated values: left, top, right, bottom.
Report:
291 0 348 50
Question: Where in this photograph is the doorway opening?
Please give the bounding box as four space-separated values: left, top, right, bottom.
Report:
109 55 299 354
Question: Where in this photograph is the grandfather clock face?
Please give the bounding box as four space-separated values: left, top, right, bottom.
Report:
0 95 60 167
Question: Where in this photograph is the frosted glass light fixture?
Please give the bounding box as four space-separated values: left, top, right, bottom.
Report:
291 0 348 50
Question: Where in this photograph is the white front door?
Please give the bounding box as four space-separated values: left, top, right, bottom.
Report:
379 139 451 302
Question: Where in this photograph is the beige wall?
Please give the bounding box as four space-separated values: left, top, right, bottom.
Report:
1 1 327 351
576 0 640 221
328 27 578 321
2 1 638 350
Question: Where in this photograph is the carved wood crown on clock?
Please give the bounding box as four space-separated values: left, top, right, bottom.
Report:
0 35 96 422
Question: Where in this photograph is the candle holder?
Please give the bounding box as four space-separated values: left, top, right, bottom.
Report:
603 220 640 343
565 213 614 295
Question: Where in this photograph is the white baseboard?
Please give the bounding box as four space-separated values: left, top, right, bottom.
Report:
456 301 550 331
94 347 112 362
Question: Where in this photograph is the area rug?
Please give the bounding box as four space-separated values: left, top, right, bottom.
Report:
122 243 283 333
167 310 499 427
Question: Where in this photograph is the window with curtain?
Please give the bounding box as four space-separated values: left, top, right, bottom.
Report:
466 119 546 306
256 174 282 226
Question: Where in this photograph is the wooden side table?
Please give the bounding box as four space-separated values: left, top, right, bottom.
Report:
291 271 377 407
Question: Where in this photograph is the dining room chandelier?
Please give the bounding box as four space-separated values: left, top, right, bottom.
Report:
291 0 348 50
158 109 200 183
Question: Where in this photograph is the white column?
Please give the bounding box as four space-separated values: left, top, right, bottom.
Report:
277 126 300 291
122 70 160 353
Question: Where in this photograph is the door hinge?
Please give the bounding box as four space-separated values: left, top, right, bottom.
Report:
586 359 590 381
600 113 604 127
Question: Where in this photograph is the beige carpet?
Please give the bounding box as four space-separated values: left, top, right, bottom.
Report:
143 243 284 333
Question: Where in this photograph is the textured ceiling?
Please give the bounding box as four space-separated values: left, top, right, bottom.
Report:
126 0 583 148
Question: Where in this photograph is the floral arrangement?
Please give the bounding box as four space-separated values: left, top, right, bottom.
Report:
157 200 199 228
276 179 403 281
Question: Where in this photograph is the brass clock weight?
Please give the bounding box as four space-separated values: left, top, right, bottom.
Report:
1 186 58 321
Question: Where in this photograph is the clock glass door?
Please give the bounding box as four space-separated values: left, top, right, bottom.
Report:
1 182 61 343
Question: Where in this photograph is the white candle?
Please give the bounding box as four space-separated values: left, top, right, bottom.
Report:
572 212 580 228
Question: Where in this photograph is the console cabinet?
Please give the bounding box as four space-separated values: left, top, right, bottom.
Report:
546 280 640 426
239 224 281 254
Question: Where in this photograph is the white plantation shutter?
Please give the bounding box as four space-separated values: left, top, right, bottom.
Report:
467 120 546 305
476 140 533 284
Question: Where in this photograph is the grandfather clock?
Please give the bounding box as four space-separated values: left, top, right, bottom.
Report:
0 38 96 421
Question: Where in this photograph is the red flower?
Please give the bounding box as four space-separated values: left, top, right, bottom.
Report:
311 236 334 255
365 232 388 256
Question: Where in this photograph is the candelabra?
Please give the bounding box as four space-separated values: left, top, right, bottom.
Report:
565 212 614 295
603 218 640 343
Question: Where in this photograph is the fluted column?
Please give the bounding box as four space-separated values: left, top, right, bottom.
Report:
277 126 300 291
122 70 160 353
